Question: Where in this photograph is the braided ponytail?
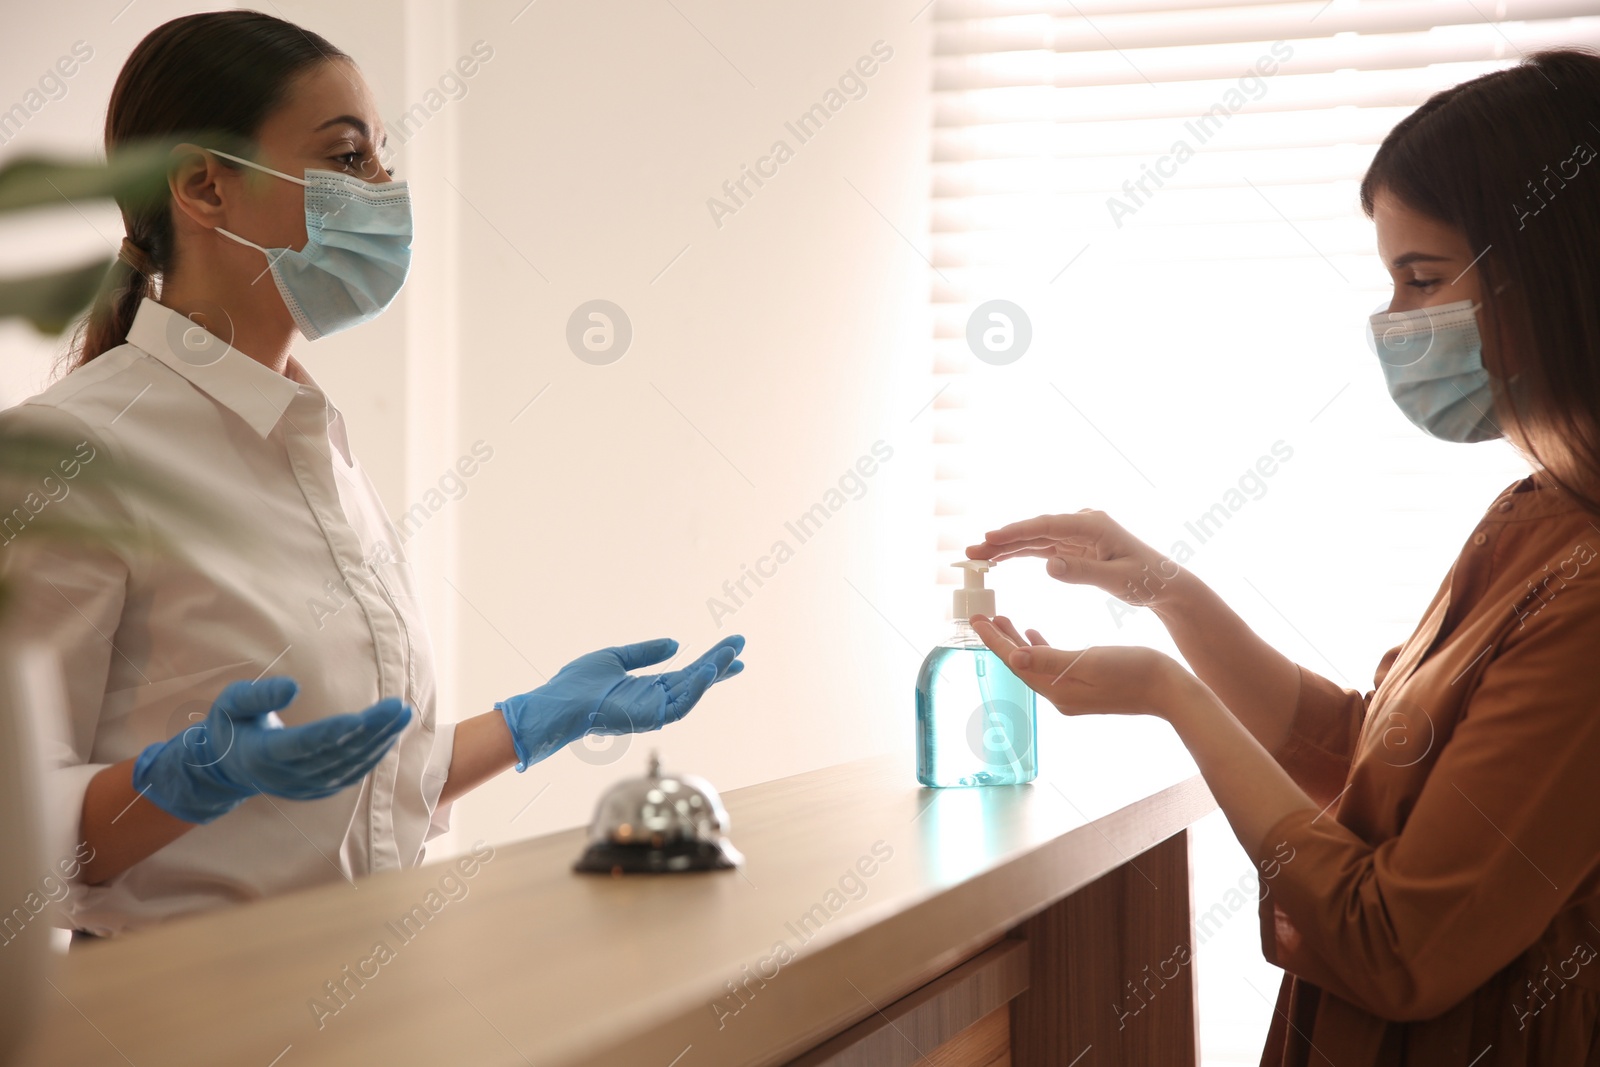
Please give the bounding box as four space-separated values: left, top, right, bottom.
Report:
73 232 163 368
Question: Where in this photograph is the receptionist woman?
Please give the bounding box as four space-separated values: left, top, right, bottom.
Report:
0 10 744 937
969 47 1600 1066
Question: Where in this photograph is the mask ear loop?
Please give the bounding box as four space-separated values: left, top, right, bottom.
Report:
204 147 308 283
204 147 310 187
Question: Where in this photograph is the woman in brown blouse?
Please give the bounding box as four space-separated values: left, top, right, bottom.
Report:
967 47 1600 1065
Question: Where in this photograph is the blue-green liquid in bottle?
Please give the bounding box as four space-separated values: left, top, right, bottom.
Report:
915 622 1037 787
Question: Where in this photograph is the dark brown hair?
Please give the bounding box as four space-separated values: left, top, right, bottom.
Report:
69 10 348 369
1360 47 1600 514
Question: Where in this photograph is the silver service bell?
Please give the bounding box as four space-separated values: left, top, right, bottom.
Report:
573 750 743 875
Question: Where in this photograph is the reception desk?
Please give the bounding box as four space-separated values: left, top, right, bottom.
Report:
21 751 1217 1066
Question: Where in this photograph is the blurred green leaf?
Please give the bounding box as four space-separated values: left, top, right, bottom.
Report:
0 424 239 618
0 135 247 614
0 258 110 335
0 143 172 216
0 144 165 339
0 134 244 336
0 428 205 594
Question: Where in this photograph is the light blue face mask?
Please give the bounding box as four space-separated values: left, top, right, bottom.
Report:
208 148 412 341
1367 298 1503 444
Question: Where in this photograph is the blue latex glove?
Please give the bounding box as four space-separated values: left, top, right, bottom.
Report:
132 676 412 824
496 635 745 771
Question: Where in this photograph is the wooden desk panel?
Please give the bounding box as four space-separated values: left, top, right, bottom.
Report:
20 754 1214 1067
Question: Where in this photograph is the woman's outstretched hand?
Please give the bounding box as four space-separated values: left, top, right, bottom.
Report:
132 678 413 824
969 614 1195 720
967 511 1182 611
496 635 746 772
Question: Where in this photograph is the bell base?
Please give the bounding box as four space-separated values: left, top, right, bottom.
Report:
573 838 742 875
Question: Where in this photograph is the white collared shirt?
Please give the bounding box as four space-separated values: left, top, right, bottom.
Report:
0 298 455 936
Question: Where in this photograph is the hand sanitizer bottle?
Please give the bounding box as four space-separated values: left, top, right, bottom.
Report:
915 560 1038 788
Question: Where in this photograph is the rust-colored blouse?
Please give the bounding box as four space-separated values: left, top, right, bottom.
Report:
1258 470 1600 1065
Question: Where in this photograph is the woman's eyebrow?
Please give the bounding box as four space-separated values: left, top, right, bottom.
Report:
1391 251 1451 269
314 114 370 138
313 114 388 151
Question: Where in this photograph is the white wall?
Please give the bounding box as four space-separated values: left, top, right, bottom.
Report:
1 0 933 858
445 0 931 848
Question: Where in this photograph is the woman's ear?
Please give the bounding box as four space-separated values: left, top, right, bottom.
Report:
167 143 228 231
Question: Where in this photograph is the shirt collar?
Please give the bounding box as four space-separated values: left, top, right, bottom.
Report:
1487 468 1588 523
124 297 302 438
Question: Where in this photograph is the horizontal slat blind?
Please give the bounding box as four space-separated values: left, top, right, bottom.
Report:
928 0 1599 618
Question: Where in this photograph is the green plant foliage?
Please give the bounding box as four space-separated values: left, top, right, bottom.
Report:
0 142 172 215
0 136 239 612
0 259 110 335
0 136 221 337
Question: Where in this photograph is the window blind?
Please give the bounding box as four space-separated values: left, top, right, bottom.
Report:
928 0 1600 645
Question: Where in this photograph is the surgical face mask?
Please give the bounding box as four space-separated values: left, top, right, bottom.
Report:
1367 298 1503 444
208 148 412 341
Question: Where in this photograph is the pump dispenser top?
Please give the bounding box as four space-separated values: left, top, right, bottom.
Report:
951 560 995 619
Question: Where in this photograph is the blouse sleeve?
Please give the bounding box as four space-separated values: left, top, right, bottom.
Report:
1256 574 1600 1021
0 403 137 870
1270 648 1404 810
421 719 456 845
